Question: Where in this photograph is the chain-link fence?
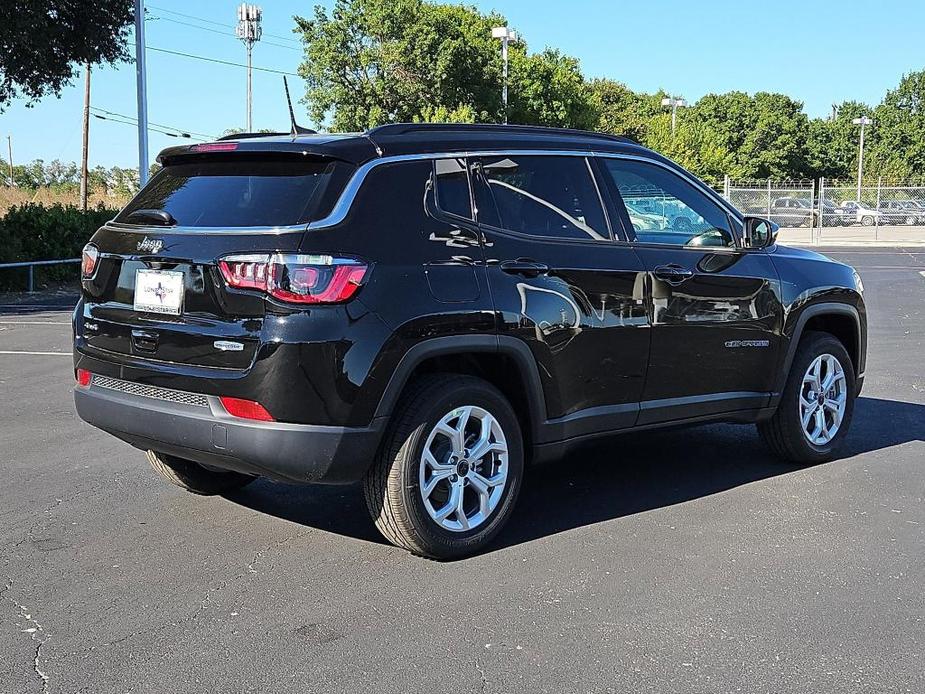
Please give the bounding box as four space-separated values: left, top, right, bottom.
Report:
724 179 816 228
722 177 925 241
818 179 925 229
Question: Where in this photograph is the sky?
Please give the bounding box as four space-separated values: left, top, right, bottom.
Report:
1 0 922 170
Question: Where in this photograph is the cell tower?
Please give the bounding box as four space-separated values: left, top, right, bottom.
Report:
236 3 263 132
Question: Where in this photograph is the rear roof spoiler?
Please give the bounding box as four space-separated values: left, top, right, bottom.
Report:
157 134 378 166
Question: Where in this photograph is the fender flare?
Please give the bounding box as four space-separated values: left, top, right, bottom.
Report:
372 335 548 438
774 302 861 396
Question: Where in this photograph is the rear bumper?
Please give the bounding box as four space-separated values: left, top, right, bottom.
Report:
74 382 384 484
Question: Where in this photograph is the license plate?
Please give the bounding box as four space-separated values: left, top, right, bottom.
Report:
133 269 184 315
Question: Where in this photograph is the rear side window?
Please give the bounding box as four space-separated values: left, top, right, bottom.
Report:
117 158 354 228
433 158 472 219
472 155 609 241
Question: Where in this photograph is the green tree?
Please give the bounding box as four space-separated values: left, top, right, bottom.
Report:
295 0 504 130
294 0 595 130
0 0 133 108
804 101 872 180
643 114 734 187
507 48 596 129
869 70 925 179
589 78 663 142
687 91 810 179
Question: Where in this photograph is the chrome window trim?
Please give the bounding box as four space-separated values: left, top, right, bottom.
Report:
104 220 310 236
104 148 742 236
307 149 743 231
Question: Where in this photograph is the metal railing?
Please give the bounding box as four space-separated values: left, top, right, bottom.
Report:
0 258 80 292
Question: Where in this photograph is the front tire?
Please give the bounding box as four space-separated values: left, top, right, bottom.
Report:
758 332 856 464
861 215 874 226
146 450 256 495
364 374 524 559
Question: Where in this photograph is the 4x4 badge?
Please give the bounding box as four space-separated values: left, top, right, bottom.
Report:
137 237 164 254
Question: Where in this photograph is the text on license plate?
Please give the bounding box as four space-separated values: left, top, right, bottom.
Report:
133 269 184 315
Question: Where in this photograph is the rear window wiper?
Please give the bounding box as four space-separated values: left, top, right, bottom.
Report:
125 208 177 226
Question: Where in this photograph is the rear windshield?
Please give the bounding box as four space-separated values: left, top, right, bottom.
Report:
116 158 354 227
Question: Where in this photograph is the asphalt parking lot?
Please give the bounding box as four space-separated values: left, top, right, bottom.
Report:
2 247 923 694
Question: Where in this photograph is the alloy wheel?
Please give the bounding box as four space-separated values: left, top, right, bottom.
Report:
419 405 509 532
799 353 848 445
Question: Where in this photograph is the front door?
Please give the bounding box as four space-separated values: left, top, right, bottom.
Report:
597 156 783 425
471 153 650 437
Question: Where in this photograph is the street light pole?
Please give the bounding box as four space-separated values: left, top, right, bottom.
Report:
134 0 149 187
80 62 91 211
236 4 263 132
492 27 517 124
6 135 12 187
661 96 687 139
852 116 873 202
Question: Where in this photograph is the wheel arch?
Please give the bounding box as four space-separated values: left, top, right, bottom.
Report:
774 302 863 398
373 336 547 449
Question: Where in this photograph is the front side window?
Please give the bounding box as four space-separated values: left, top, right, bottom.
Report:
602 159 735 248
472 155 609 241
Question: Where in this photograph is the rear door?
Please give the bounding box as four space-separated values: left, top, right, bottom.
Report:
78 156 353 369
597 156 783 425
472 153 649 436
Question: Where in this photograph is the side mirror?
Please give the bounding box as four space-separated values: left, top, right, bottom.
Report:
742 216 777 249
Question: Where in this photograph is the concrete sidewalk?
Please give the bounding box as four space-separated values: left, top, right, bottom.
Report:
777 224 925 246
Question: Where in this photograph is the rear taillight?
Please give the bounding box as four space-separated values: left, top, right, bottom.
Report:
75 368 92 388
219 396 274 421
217 254 268 291
218 253 368 305
81 244 99 278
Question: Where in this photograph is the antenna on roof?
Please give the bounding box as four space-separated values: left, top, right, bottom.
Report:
283 76 315 137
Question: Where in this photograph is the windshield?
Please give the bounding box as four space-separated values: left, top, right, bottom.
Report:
117 158 354 228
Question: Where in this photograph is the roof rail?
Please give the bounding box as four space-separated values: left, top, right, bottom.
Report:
365 122 635 146
217 128 317 141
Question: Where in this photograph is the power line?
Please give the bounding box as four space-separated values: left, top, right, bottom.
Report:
147 4 234 30
93 114 205 141
90 110 210 142
151 15 301 51
146 4 302 45
147 45 300 76
93 113 202 140
90 107 217 139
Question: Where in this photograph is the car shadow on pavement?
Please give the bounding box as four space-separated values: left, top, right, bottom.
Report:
225 396 925 556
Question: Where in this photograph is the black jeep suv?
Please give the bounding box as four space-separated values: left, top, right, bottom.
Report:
74 124 867 559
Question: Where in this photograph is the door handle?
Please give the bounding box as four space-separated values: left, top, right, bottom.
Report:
499 259 550 278
653 264 694 285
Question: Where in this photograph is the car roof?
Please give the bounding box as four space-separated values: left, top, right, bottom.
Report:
157 123 651 166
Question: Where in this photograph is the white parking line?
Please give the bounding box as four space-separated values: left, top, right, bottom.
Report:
920 271 925 279
0 321 70 325
0 350 71 356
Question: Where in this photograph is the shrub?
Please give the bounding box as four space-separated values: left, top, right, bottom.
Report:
0 203 117 290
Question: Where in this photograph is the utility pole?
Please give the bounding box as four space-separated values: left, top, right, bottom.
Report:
852 116 873 202
236 4 263 132
5 135 12 187
134 0 150 187
80 62 91 211
492 26 516 124
661 96 687 139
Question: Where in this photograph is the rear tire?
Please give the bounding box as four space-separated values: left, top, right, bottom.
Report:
861 215 874 226
364 374 524 559
146 450 256 495
758 332 856 464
